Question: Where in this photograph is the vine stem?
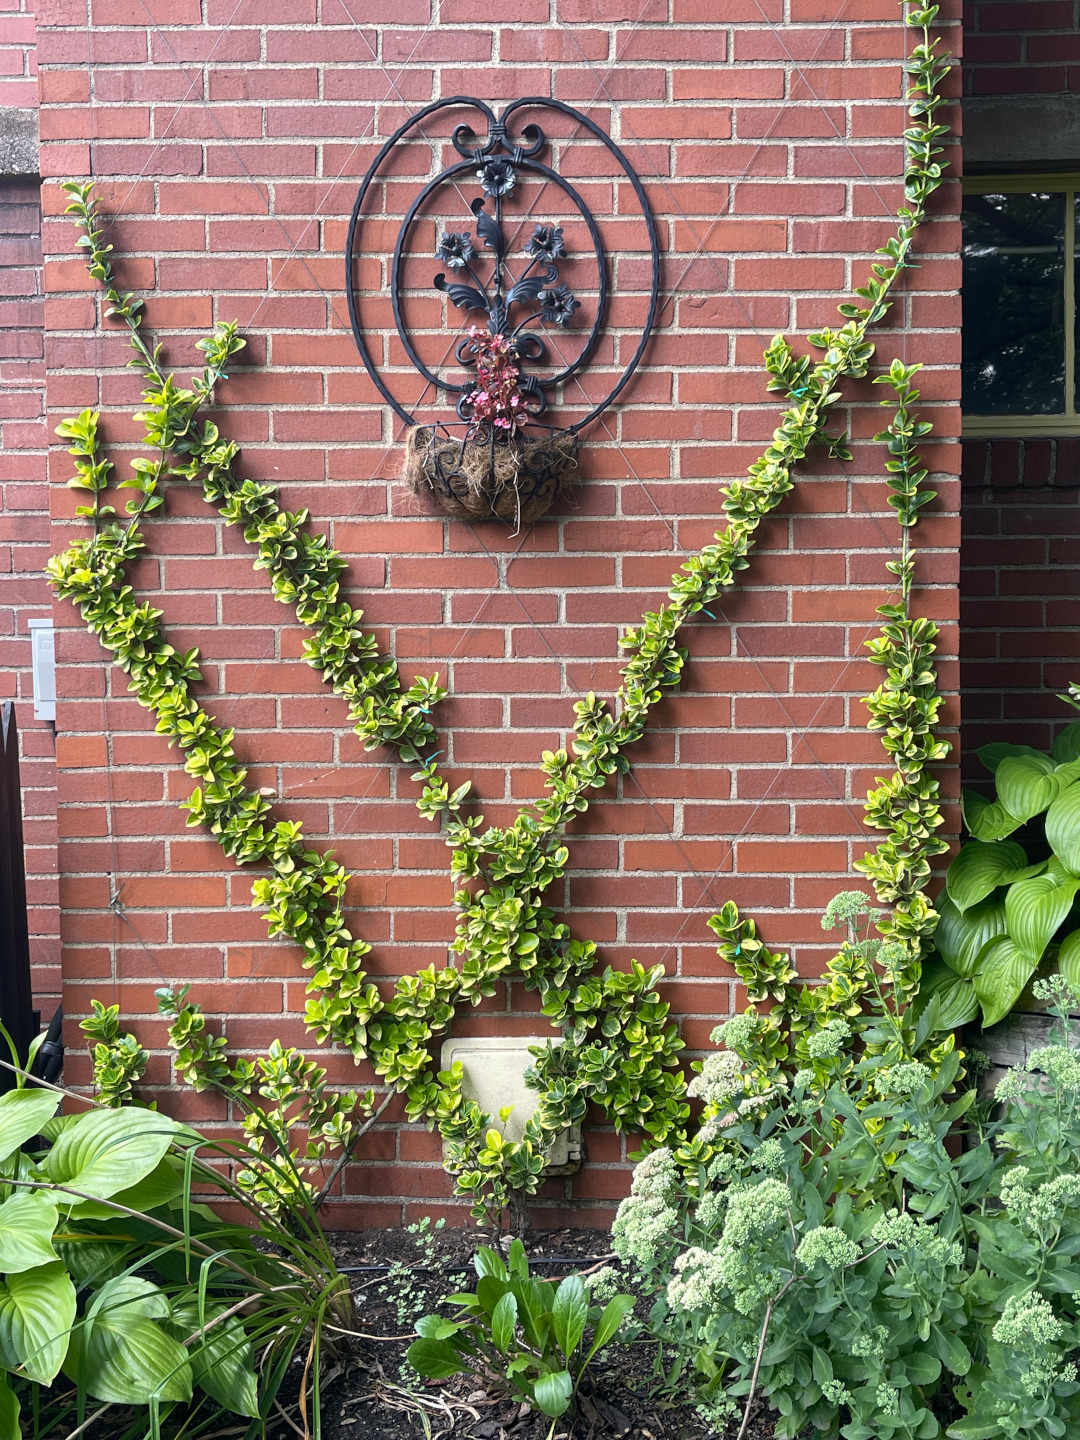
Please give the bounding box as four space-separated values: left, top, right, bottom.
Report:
311 1090 395 1210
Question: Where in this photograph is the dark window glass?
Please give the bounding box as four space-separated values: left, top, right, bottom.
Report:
962 191 1065 416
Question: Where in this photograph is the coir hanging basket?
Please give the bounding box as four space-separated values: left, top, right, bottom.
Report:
403 424 579 527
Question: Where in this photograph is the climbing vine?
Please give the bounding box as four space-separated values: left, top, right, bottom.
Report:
698 358 953 1159
52 0 952 1219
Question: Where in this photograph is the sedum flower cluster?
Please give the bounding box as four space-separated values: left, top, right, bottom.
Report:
612 955 1080 1438
610 1147 681 1274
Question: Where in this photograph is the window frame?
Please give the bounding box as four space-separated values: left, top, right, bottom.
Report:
962 173 1080 438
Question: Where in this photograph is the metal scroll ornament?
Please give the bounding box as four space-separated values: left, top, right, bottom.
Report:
345 97 660 525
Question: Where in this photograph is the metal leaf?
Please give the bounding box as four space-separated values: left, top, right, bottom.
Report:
433 274 487 312
471 199 505 257
506 275 546 304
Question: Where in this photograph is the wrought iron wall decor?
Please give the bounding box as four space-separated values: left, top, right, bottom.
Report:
345 96 660 524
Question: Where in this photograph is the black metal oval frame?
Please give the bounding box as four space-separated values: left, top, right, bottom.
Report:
344 95 661 436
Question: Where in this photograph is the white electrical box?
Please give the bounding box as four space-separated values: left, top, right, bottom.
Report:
439 1035 582 1173
28 620 55 722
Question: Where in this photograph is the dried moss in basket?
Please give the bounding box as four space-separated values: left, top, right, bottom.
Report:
403 424 578 526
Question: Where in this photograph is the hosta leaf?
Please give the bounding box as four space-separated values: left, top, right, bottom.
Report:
996 753 1065 824
44 1107 179 1202
0 1373 17 1440
0 1194 58 1275
945 840 1042 913
54 1238 129 1288
934 893 1008 978
1057 928 1080 991
1052 721 1080 765
171 1302 258 1418
977 742 1044 774
917 958 980 1032
0 1090 60 1166
1005 874 1079 963
974 937 1037 1028
961 789 1021 842
406 1337 465 1380
533 1368 573 1418
552 1275 587 1362
1046 781 1080 876
1047 854 1075 884
0 1262 75 1383
67 1154 185 1220
65 1276 191 1405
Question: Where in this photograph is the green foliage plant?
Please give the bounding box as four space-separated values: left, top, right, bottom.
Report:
47 0 952 1223
406 1238 635 1437
80 1000 149 1108
612 976 1080 1440
0 1064 358 1440
920 688 1080 1029
697 352 953 1162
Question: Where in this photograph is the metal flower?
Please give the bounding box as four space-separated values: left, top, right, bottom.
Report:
539 284 580 327
476 159 516 198
526 224 566 261
436 231 475 269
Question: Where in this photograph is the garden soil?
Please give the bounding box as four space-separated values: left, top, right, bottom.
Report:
318 1226 781 1440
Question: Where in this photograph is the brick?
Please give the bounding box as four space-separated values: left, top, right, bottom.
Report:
625 106 731 139
443 0 545 16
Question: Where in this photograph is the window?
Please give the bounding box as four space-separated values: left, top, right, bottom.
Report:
962 175 1080 436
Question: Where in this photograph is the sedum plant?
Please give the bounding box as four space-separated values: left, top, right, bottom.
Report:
612 976 1080 1440
407 1238 634 1435
919 697 1080 1030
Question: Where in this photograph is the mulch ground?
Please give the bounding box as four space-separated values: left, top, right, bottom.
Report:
317 1226 782 1440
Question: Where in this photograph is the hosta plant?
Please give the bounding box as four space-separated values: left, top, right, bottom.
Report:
0 1071 356 1440
407 1239 634 1435
920 706 1080 1030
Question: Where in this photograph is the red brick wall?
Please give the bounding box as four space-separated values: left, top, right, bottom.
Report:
1 0 38 111
0 176 61 1010
963 0 1080 96
33 1 962 1226
960 441 1080 781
